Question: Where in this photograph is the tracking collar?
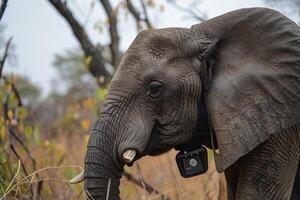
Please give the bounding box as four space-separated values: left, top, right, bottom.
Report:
175 93 211 178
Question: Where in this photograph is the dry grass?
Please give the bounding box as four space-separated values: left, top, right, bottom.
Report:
1 132 226 200
121 150 227 200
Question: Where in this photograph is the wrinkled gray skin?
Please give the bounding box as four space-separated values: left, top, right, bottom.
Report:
84 8 300 199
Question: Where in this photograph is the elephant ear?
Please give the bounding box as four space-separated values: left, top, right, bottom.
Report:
184 8 300 172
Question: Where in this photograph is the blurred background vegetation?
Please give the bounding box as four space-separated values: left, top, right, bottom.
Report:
0 0 299 199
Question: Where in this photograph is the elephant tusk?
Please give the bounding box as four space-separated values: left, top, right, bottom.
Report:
69 170 85 184
122 150 136 163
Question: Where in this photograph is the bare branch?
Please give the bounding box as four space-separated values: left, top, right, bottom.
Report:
123 171 171 200
167 0 206 22
2 76 23 106
0 0 8 21
0 37 12 78
83 1 96 27
126 0 141 21
98 0 121 67
140 0 153 29
126 0 152 30
48 0 112 86
126 0 142 30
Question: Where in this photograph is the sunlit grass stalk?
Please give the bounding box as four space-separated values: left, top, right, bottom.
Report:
2 165 83 198
3 160 21 195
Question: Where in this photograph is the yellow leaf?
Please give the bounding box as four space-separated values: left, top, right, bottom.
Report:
85 56 92 67
18 122 24 132
104 17 109 25
0 116 4 123
0 126 6 140
80 119 91 131
56 143 66 155
44 140 50 147
5 83 12 92
7 110 14 119
33 126 41 145
83 98 96 108
17 107 28 119
84 135 89 147
25 126 33 138
96 88 108 102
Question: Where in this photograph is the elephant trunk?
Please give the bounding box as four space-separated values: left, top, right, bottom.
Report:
84 120 124 200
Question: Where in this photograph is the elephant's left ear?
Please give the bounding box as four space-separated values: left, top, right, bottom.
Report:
183 8 300 172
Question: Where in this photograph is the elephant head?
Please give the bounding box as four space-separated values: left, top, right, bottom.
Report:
72 7 300 199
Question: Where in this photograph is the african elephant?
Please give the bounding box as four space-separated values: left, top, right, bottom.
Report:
71 7 300 200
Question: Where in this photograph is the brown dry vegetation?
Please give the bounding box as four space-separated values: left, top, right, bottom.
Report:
2 132 227 199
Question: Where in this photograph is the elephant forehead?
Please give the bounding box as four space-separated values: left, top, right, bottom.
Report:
112 54 147 82
112 29 181 82
141 37 168 60
129 29 180 60
120 55 142 78
114 53 170 82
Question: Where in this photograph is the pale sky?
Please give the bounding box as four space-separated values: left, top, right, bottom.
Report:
1 0 297 95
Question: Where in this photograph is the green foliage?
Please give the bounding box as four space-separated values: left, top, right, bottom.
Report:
64 167 77 180
96 87 108 102
33 126 41 145
0 72 42 197
16 76 41 106
17 106 28 120
25 125 33 138
53 49 88 87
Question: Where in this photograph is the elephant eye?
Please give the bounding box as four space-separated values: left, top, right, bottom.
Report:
147 81 163 99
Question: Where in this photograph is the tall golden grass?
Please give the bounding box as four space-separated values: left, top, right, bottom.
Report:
2 132 226 200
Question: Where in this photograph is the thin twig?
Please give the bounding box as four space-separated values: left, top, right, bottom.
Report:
0 0 8 21
98 0 121 67
9 142 34 196
83 0 95 27
167 0 206 22
126 0 153 30
140 0 152 29
126 0 142 30
4 160 21 194
0 37 12 78
135 162 146 196
2 76 23 106
123 170 171 200
10 127 35 163
2 165 83 198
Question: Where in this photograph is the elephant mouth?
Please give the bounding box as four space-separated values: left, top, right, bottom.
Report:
143 127 174 156
119 124 174 165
